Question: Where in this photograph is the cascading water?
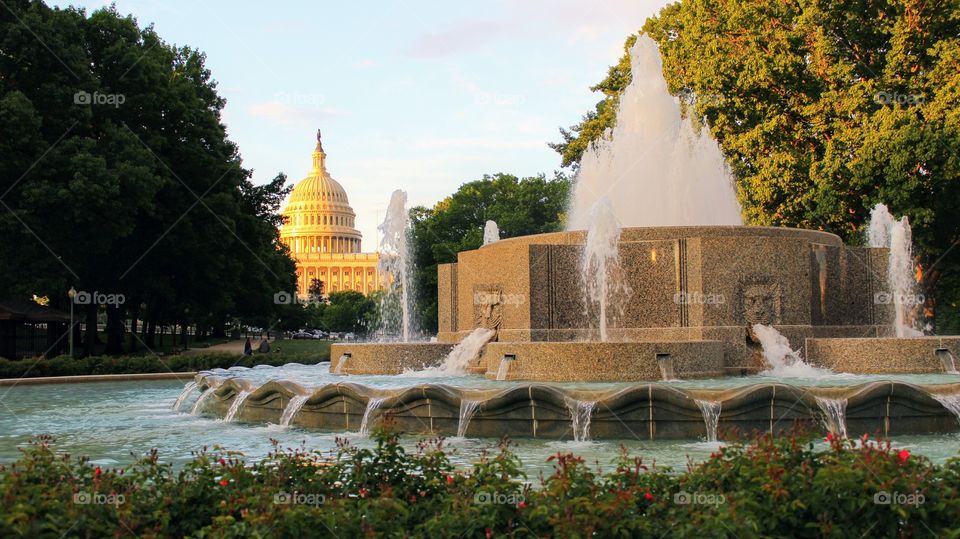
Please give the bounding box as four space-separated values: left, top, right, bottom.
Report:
567 35 741 230
457 400 481 437
867 204 923 337
752 324 832 377
936 349 960 375
223 391 251 422
694 400 722 443
173 381 198 411
483 220 500 245
359 398 385 435
815 397 848 438
581 198 629 341
495 356 512 381
566 400 596 442
932 394 960 426
399 327 496 377
191 387 216 415
377 189 413 341
279 395 310 427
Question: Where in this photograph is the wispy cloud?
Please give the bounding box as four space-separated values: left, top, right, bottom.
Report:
405 19 509 58
247 100 346 127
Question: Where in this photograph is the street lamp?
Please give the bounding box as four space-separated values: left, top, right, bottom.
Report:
67 287 76 358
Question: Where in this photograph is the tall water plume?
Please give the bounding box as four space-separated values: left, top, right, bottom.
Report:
867 204 923 337
567 35 741 230
377 190 414 341
483 220 500 245
581 198 629 341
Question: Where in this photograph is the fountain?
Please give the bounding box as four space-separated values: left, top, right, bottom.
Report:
359 398 385 435
936 348 959 374
279 395 310 427
816 397 848 438
567 400 596 442
694 400 721 443
581 198 629 342
867 204 923 338
191 387 216 415
184 34 960 443
457 400 481 437
377 189 414 342
173 381 198 411
932 394 960 426
223 390 251 422
483 220 500 245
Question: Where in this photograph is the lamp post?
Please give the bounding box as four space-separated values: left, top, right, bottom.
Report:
67 287 76 358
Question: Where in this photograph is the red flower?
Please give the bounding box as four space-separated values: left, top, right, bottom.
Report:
219 479 228 487
644 492 654 501
94 467 102 477
485 528 493 539
359 488 369 498
409 495 417 503
898 449 910 463
219 458 226 466
825 432 835 442
518 501 527 509
446 475 454 485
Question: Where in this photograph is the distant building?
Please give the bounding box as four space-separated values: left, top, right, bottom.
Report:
279 131 381 297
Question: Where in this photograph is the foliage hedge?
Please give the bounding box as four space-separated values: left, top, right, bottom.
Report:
0 351 329 379
1 429 958 537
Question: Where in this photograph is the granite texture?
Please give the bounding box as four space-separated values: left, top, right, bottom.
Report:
192 375 960 440
805 337 960 373
330 343 455 375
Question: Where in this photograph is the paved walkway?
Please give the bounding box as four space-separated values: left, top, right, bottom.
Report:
182 338 275 356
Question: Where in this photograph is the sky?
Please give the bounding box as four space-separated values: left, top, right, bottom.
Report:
52 0 670 247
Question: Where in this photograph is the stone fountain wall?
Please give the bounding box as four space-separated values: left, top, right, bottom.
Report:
434 226 895 374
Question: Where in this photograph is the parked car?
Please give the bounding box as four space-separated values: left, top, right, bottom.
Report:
308 329 327 339
291 331 314 340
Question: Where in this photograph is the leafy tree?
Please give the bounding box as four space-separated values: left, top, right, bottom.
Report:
409 172 571 333
554 1 960 331
322 290 375 334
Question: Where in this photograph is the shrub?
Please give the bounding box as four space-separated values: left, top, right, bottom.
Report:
0 430 957 537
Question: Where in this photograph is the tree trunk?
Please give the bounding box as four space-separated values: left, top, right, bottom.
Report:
129 304 139 354
105 305 124 355
84 303 97 357
147 320 156 348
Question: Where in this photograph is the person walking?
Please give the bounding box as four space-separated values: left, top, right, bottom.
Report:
243 337 253 356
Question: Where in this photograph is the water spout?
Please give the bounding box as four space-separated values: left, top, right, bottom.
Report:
694 400 721 443
279 395 310 427
457 400 481 437
752 324 832 377
223 390 251 422
581 198 628 342
566 400 596 442
191 387 216 415
399 327 495 377
815 397 848 438
173 381 198 411
867 204 923 337
567 35 741 230
935 348 959 375
377 189 414 341
495 355 513 381
359 397 386 435
656 353 675 381
334 354 350 375
483 220 500 245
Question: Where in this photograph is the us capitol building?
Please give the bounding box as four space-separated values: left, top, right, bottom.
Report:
279 131 381 297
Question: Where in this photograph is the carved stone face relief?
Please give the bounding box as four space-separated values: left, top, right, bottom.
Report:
473 285 504 330
740 277 782 326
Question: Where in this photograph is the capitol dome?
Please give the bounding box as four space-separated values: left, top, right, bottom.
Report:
280 131 363 255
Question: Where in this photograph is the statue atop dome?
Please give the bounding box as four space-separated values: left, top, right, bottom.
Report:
315 128 324 153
